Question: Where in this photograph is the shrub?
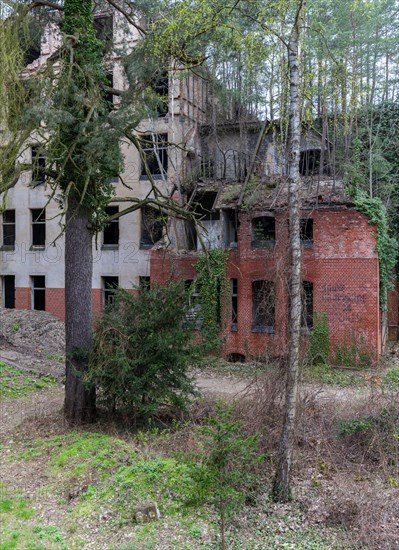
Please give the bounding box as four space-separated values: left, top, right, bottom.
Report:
87 283 200 417
308 312 330 365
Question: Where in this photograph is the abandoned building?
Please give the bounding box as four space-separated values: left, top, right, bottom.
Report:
0 7 397 363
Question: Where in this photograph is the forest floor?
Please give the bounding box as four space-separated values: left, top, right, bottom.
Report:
1 308 399 548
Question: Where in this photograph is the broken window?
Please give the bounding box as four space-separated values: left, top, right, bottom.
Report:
251 216 275 248
231 278 238 331
31 275 45 311
102 276 119 306
140 207 165 249
223 209 238 248
302 281 313 329
31 147 46 186
252 280 275 332
140 134 168 179
3 275 15 309
184 279 203 329
103 206 119 248
31 208 45 247
300 218 313 246
2 210 15 249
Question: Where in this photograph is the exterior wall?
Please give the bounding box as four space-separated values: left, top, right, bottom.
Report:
151 208 381 362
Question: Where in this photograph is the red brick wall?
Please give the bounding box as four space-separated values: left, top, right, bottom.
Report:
151 207 381 362
46 288 65 320
15 287 31 310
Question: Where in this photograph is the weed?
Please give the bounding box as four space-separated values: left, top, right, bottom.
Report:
11 323 20 333
0 362 56 399
339 418 375 436
303 363 365 387
383 367 399 390
46 353 65 363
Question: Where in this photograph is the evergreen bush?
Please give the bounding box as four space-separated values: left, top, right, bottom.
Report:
87 283 200 417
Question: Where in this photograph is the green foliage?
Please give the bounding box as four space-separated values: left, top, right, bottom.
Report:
195 249 229 350
308 312 330 366
349 187 398 307
338 417 375 436
334 333 372 368
87 283 200 417
304 363 365 388
184 403 262 548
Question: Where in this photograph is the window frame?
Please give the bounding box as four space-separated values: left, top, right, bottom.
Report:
140 133 168 180
31 275 45 311
102 276 119 307
2 210 15 250
31 208 46 248
140 207 165 250
102 206 119 249
251 280 275 333
251 216 276 248
31 146 46 186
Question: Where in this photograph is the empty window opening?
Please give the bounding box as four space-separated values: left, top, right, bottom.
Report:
140 207 165 249
104 71 114 108
252 280 275 332
140 134 168 178
251 216 275 248
94 15 113 50
2 210 15 249
3 275 15 309
31 275 45 311
300 149 321 176
193 192 219 221
31 208 45 247
302 281 313 329
139 276 151 292
102 276 119 307
31 147 46 186
103 206 119 248
300 218 313 245
152 72 169 116
231 278 238 331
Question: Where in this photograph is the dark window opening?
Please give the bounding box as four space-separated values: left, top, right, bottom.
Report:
252 280 275 332
193 192 219 221
139 276 151 292
32 275 45 311
224 209 238 247
94 15 113 50
140 207 165 249
186 220 197 251
200 157 215 178
300 149 321 176
24 47 41 66
140 134 168 178
104 71 114 108
251 216 275 248
31 208 45 247
102 276 118 306
300 218 313 246
3 275 15 309
31 147 46 186
103 206 119 248
2 210 15 249
231 278 238 331
302 281 313 329
152 72 169 116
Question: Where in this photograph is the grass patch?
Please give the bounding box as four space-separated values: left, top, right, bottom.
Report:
0 492 67 549
0 362 57 400
302 363 367 387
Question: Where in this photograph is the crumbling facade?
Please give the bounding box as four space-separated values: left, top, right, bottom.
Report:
0 7 395 363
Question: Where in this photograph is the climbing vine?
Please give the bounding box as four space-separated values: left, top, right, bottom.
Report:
349 188 398 308
196 249 229 350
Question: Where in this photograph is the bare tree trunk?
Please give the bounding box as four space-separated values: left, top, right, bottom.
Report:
64 201 96 422
272 0 305 502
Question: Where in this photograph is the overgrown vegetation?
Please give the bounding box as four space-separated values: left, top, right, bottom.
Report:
87 283 200 418
195 249 229 350
0 362 56 399
308 311 330 366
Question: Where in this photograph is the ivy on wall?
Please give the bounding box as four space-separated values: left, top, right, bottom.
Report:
350 188 398 308
196 249 229 350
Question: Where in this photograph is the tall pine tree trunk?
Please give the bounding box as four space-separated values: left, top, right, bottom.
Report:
64 201 96 422
272 0 305 502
